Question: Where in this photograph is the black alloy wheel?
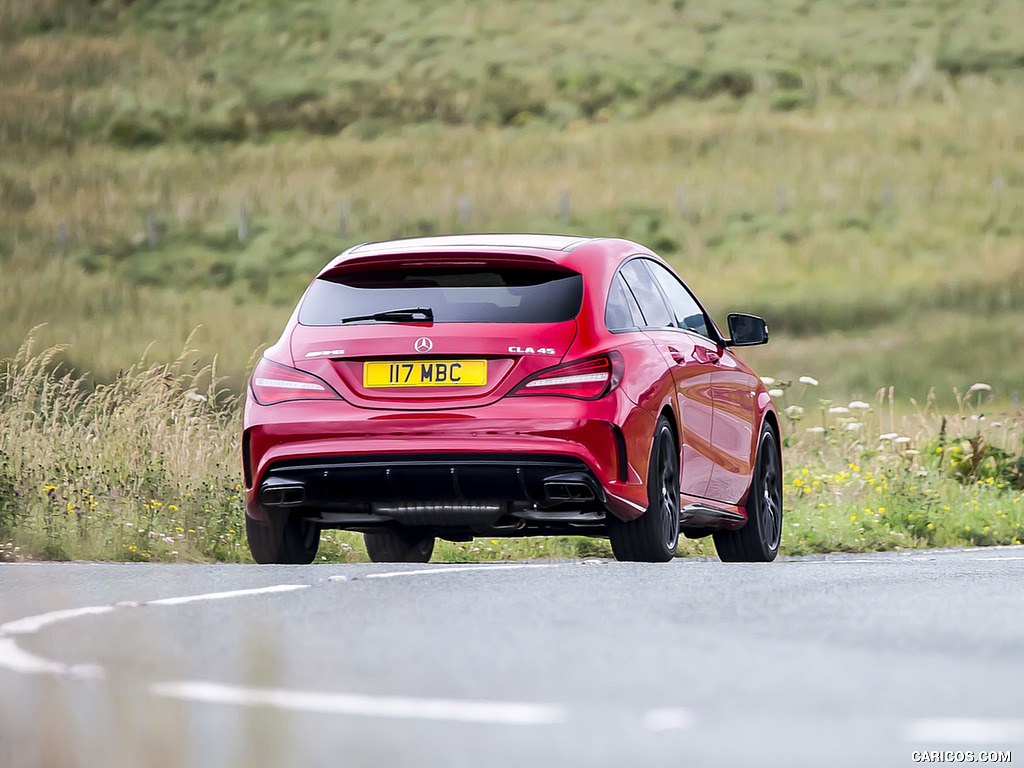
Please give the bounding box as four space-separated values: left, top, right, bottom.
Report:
713 422 783 562
364 528 436 563
246 511 320 564
608 415 680 562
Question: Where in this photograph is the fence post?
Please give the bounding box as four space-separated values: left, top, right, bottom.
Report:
338 200 351 238
676 186 687 219
238 204 247 242
559 189 571 223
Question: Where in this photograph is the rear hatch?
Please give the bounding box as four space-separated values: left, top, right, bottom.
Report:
290 255 582 410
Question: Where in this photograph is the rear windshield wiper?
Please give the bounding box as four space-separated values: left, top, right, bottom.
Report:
340 307 434 324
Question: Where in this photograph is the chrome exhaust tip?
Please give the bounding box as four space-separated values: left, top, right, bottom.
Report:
259 476 307 508
542 472 603 503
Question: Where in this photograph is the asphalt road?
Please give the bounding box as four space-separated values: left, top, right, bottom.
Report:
2 547 1023 767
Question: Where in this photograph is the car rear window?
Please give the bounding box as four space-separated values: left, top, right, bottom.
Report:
298 266 584 326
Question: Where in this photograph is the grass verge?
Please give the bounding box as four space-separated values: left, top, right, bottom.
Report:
1 334 1020 563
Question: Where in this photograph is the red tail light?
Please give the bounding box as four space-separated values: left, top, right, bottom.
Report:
250 358 341 405
510 352 623 400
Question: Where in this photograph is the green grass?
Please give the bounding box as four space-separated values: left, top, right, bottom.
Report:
4 99 1024 402
2 0 1024 560
6 0 1024 144
5 112 1024 405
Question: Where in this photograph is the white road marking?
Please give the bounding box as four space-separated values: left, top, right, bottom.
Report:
361 564 559 580
904 718 1024 743
783 548 1024 565
146 584 309 607
0 637 103 678
0 584 310 677
642 707 695 732
1 605 118 636
788 559 881 564
152 680 568 726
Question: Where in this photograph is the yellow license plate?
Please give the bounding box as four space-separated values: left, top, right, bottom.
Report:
363 360 487 388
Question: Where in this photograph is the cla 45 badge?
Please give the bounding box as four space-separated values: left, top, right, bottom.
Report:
508 346 557 355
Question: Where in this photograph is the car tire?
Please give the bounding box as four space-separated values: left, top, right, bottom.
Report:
364 529 435 563
246 512 320 565
713 422 783 563
608 415 680 562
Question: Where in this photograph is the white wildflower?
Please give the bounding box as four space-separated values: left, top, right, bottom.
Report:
968 382 992 393
844 421 863 431
185 392 208 403
829 406 850 415
769 389 784 398
848 400 871 410
806 426 826 435
785 405 805 420
879 433 898 441
894 436 912 445
799 376 819 386
760 376 776 386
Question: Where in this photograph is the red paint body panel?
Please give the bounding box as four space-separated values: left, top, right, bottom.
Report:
291 322 578 409
244 390 653 523
243 234 777 541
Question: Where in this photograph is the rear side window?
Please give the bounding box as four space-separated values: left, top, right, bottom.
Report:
298 267 584 326
646 261 710 338
605 273 645 331
618 260 674 328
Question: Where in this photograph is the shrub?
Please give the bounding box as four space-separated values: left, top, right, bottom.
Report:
107 113 167 147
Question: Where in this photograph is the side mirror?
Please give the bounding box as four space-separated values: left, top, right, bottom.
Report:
726 313 769 346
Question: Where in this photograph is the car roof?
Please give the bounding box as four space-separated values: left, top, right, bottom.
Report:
321 234 659 278
347 233 594 255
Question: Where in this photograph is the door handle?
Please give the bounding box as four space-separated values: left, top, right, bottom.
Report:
691 347 721 364
667 347 687 365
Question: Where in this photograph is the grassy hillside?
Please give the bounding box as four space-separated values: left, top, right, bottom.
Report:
2 0 1024 405
2 0 1024 563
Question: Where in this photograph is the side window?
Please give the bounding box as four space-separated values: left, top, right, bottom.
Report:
619 260 674 328
605 273 645 331
646 261 710 338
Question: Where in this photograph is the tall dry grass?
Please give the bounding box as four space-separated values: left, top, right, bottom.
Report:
1 331 1021 563
0 328 245 561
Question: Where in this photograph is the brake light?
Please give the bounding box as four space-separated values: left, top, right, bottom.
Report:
511 352 623 400
250 358 341 405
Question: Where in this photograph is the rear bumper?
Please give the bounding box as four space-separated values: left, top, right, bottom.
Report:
243 393 655 526
260 453 603 506
257 453 610 529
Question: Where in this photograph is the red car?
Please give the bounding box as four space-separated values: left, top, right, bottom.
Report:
243 234 781 564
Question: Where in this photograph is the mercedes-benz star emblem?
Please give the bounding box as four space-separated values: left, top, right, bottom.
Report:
414 337 433 353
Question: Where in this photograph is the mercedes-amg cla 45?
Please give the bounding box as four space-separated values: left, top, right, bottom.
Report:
243 234 781 564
